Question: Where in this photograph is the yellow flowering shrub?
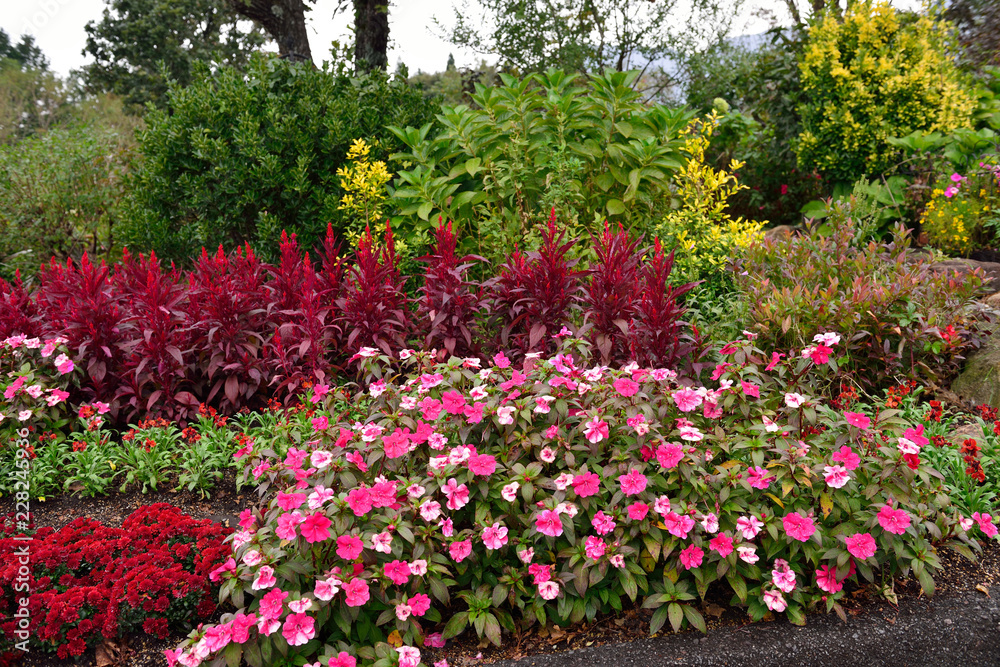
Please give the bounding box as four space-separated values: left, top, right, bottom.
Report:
654 112 764 288
921 181 995 256
337 138 393 245
797 1 975 183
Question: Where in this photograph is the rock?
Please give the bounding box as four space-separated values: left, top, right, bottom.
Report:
764 225 798 240
927 258 1000 293
951 333 1000 408
985 292 1000 309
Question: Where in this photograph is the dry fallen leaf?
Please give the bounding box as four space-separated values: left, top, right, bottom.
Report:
704 603 726 618
95 640 121 667
976 584 990 597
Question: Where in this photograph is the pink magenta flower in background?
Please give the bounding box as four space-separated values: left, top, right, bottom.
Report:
736 515 764 540
584 416 609 443
823 464 850 489
535 509 564 537
710 533 734 557
679 544 704 570
845 532 877 560
259 588 287 618
592 511 617 535
584 535 606 560
662 511 695 539
763 589 787 612
618 469 648 495
738 545 759 564
572 471 600 497
449 539 472 562
844 411 870 430
538 580 560 600
784 392 807 408
281 612 315 647
972 512 998 537
540 447 556 463
782 512 817 542
877 505 911 535
831 445 861 470
299 513 331 543
501 481 520 501
251 565 276 590
771 559 796 593
815 565 844 593
614 377 639 397
468 453 497 476
741 381 760 398
627 502 649 521
384 560 411 586
746 465 774 490
482 522 509 549
656 442 684 469
672 388 702 412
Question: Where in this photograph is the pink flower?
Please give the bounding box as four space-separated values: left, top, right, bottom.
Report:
771 559 796 593
346 487 373 516
763 589 786 612
877 505 911 535
536 509 564 537
741 381 760 398
831 445 861 471
482 522 509 549
784 392 806 408
737 545 758 564
330 653 357 667
782 512 816 542
701 513 719 533
55 354 74 374
343 578 370 607
410 593 432 616
282 613 315 646
442 478 470 510
823 464 850 489
441 390 467 414
679 544 703 570
845 532 877 560
584 535 606 560
709 532 734 557
627 502 649 521
672 388 703 412
736 515 764 540
259 588 287 619
844 411 870 430
815 565 844 593
591 511 617 535
662 512 695 539
614 378 639 397
276 491 307 511
618 469 648 496
501 481 520 501
538 580 560 600
583 416 609 443
371 531 393 553
449 539 472 562
468 453 497 476
746 465 774 490
972 512 998 538
765 352 784 371
903 424 929 448
806 343 833 364
383 428 410 458
627 413 649 436
496 405 516 425
384 560 411 585
419 397 444 421
425 634 446 649
311 416 329 431
275 512 304 540
314 577 341 601
230 612 257 644
656 442 684 469
300 513 331 543
465 401 485 423
493 351 511 368
337 534 364 560
572 471 600 497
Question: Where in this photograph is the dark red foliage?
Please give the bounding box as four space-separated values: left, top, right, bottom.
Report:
115 250 199 423
264 231 339 399
187 244 271 412
417 220 485 361
337 223 411 358
489 211 586 357
629 239 695 368
0 504 230 664
0 271 40 339
584 223 643 365
34 253 127 409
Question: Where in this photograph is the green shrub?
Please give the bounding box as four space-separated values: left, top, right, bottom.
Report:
737 197 989 391
389 69 692 262
119 55 438 264
0 121 135 279
796 2 976 185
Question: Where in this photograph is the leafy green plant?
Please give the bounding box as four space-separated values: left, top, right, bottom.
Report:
113 421 183 493
389 69 692 262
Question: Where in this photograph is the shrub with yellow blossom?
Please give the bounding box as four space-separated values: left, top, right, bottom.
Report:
337 139 393 245
653 111 764 289
921 168 999 256
796 1 975 184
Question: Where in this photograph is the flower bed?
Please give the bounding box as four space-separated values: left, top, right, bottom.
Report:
169 334 998 667
0 504 230 665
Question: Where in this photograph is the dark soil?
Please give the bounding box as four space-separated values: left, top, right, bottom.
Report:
5 482 1000 667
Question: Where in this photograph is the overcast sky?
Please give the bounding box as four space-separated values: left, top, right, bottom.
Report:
2 0 921 78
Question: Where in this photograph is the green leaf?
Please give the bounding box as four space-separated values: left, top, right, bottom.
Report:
606 198 626 216
443 611 469 639
668 602 684 632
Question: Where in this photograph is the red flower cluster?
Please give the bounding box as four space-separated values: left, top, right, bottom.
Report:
960 438 986 483
0 504 230 664
924 400 943 423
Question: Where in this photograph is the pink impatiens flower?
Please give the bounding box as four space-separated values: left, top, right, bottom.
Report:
763 589 786 612
736 515 764 540
482 522 509 550
770 559 796 593
384 560 411 586
535 510 564 537
815 565 844 593
441 390 467 414
741 381 760 398
746 466 774 490
709 532 734 557
618 469 648 496
672 388 703 412
844 411 870 430
679 544 703 570
877 505 911 535
591 511 617 535
784 392 807 408
442 478 470 510
627 502 649 521
662 512 695 539
972 512 998 538
831 445 861 471
823 464 850 489
299 513 331 543
614 378 639 397
538 580 560 600
656 442 684 469
281 613 315 646
343 578 370 607
845 532 877 560
782 512 817 542
583 416 609 444
572 472 601 498
468 453 497 476
584 535 606 560
449 539 473 562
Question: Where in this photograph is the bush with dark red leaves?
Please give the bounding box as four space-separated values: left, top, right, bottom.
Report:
0 504 230 664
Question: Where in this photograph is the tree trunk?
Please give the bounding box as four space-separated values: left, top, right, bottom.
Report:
230 0 312 62
354 0 389 72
